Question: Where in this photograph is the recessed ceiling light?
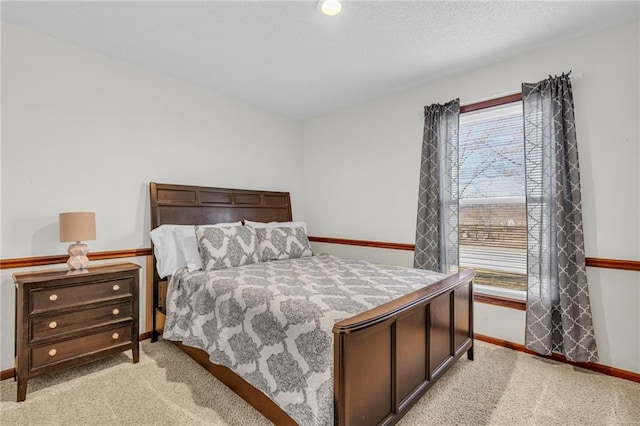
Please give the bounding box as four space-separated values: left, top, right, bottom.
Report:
319 0 342 16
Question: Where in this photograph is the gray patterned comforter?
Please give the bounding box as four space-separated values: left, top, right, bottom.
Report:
163 254 445 425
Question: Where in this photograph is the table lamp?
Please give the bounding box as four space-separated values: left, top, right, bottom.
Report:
59 212 96 270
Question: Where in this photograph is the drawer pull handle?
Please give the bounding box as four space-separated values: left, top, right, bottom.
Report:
112 308 120 316
48 321 57 329
49 294 58 302
48 348 57 357
112 333 119 340
112 284 120 291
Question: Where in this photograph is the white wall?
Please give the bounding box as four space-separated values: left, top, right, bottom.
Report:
303 21 640 373
0 23 304 371
2 19 639 376
637 18 640 372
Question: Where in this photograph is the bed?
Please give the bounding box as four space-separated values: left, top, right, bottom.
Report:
149 182 474 426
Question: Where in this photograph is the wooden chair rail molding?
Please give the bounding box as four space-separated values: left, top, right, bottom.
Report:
1 241 638 273
0 238 636 313
0 248 153 270
307 236 640 272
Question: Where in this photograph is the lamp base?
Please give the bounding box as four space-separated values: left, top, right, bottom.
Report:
67 242 89 270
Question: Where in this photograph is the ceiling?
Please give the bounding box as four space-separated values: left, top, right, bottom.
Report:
2 1 638 119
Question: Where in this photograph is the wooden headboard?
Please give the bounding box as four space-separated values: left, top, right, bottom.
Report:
149 182 293 340
150 182 292 228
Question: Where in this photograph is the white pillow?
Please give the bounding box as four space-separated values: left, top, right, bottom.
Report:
150 222 242 278
244 220 308 234
174 226 202 273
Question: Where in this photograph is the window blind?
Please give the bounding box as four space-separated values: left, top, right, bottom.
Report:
458 102 526 291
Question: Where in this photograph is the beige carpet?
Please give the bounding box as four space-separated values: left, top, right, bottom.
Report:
1 340 639 425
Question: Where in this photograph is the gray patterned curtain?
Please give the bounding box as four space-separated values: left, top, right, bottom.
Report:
414 99 459 274
522 73 598 362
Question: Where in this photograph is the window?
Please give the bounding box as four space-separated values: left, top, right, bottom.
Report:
458 99 526 299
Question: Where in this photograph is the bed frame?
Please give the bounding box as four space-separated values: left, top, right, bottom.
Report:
149 182 474 426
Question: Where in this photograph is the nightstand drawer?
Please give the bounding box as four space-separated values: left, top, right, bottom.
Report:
31 301 132 341
31 277 132 314
31 325 132 370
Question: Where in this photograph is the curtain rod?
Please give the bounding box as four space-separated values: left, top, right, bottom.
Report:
462 72 583 106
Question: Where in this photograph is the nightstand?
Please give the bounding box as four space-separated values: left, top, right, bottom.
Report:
13 262 141 402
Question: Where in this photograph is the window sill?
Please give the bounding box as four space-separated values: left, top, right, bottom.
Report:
474 293 526 310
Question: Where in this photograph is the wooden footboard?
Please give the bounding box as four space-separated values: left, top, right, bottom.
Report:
157 269 474 426
333 269 474 426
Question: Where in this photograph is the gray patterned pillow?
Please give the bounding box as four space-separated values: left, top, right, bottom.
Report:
255 226 313 262
196 225 260 270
